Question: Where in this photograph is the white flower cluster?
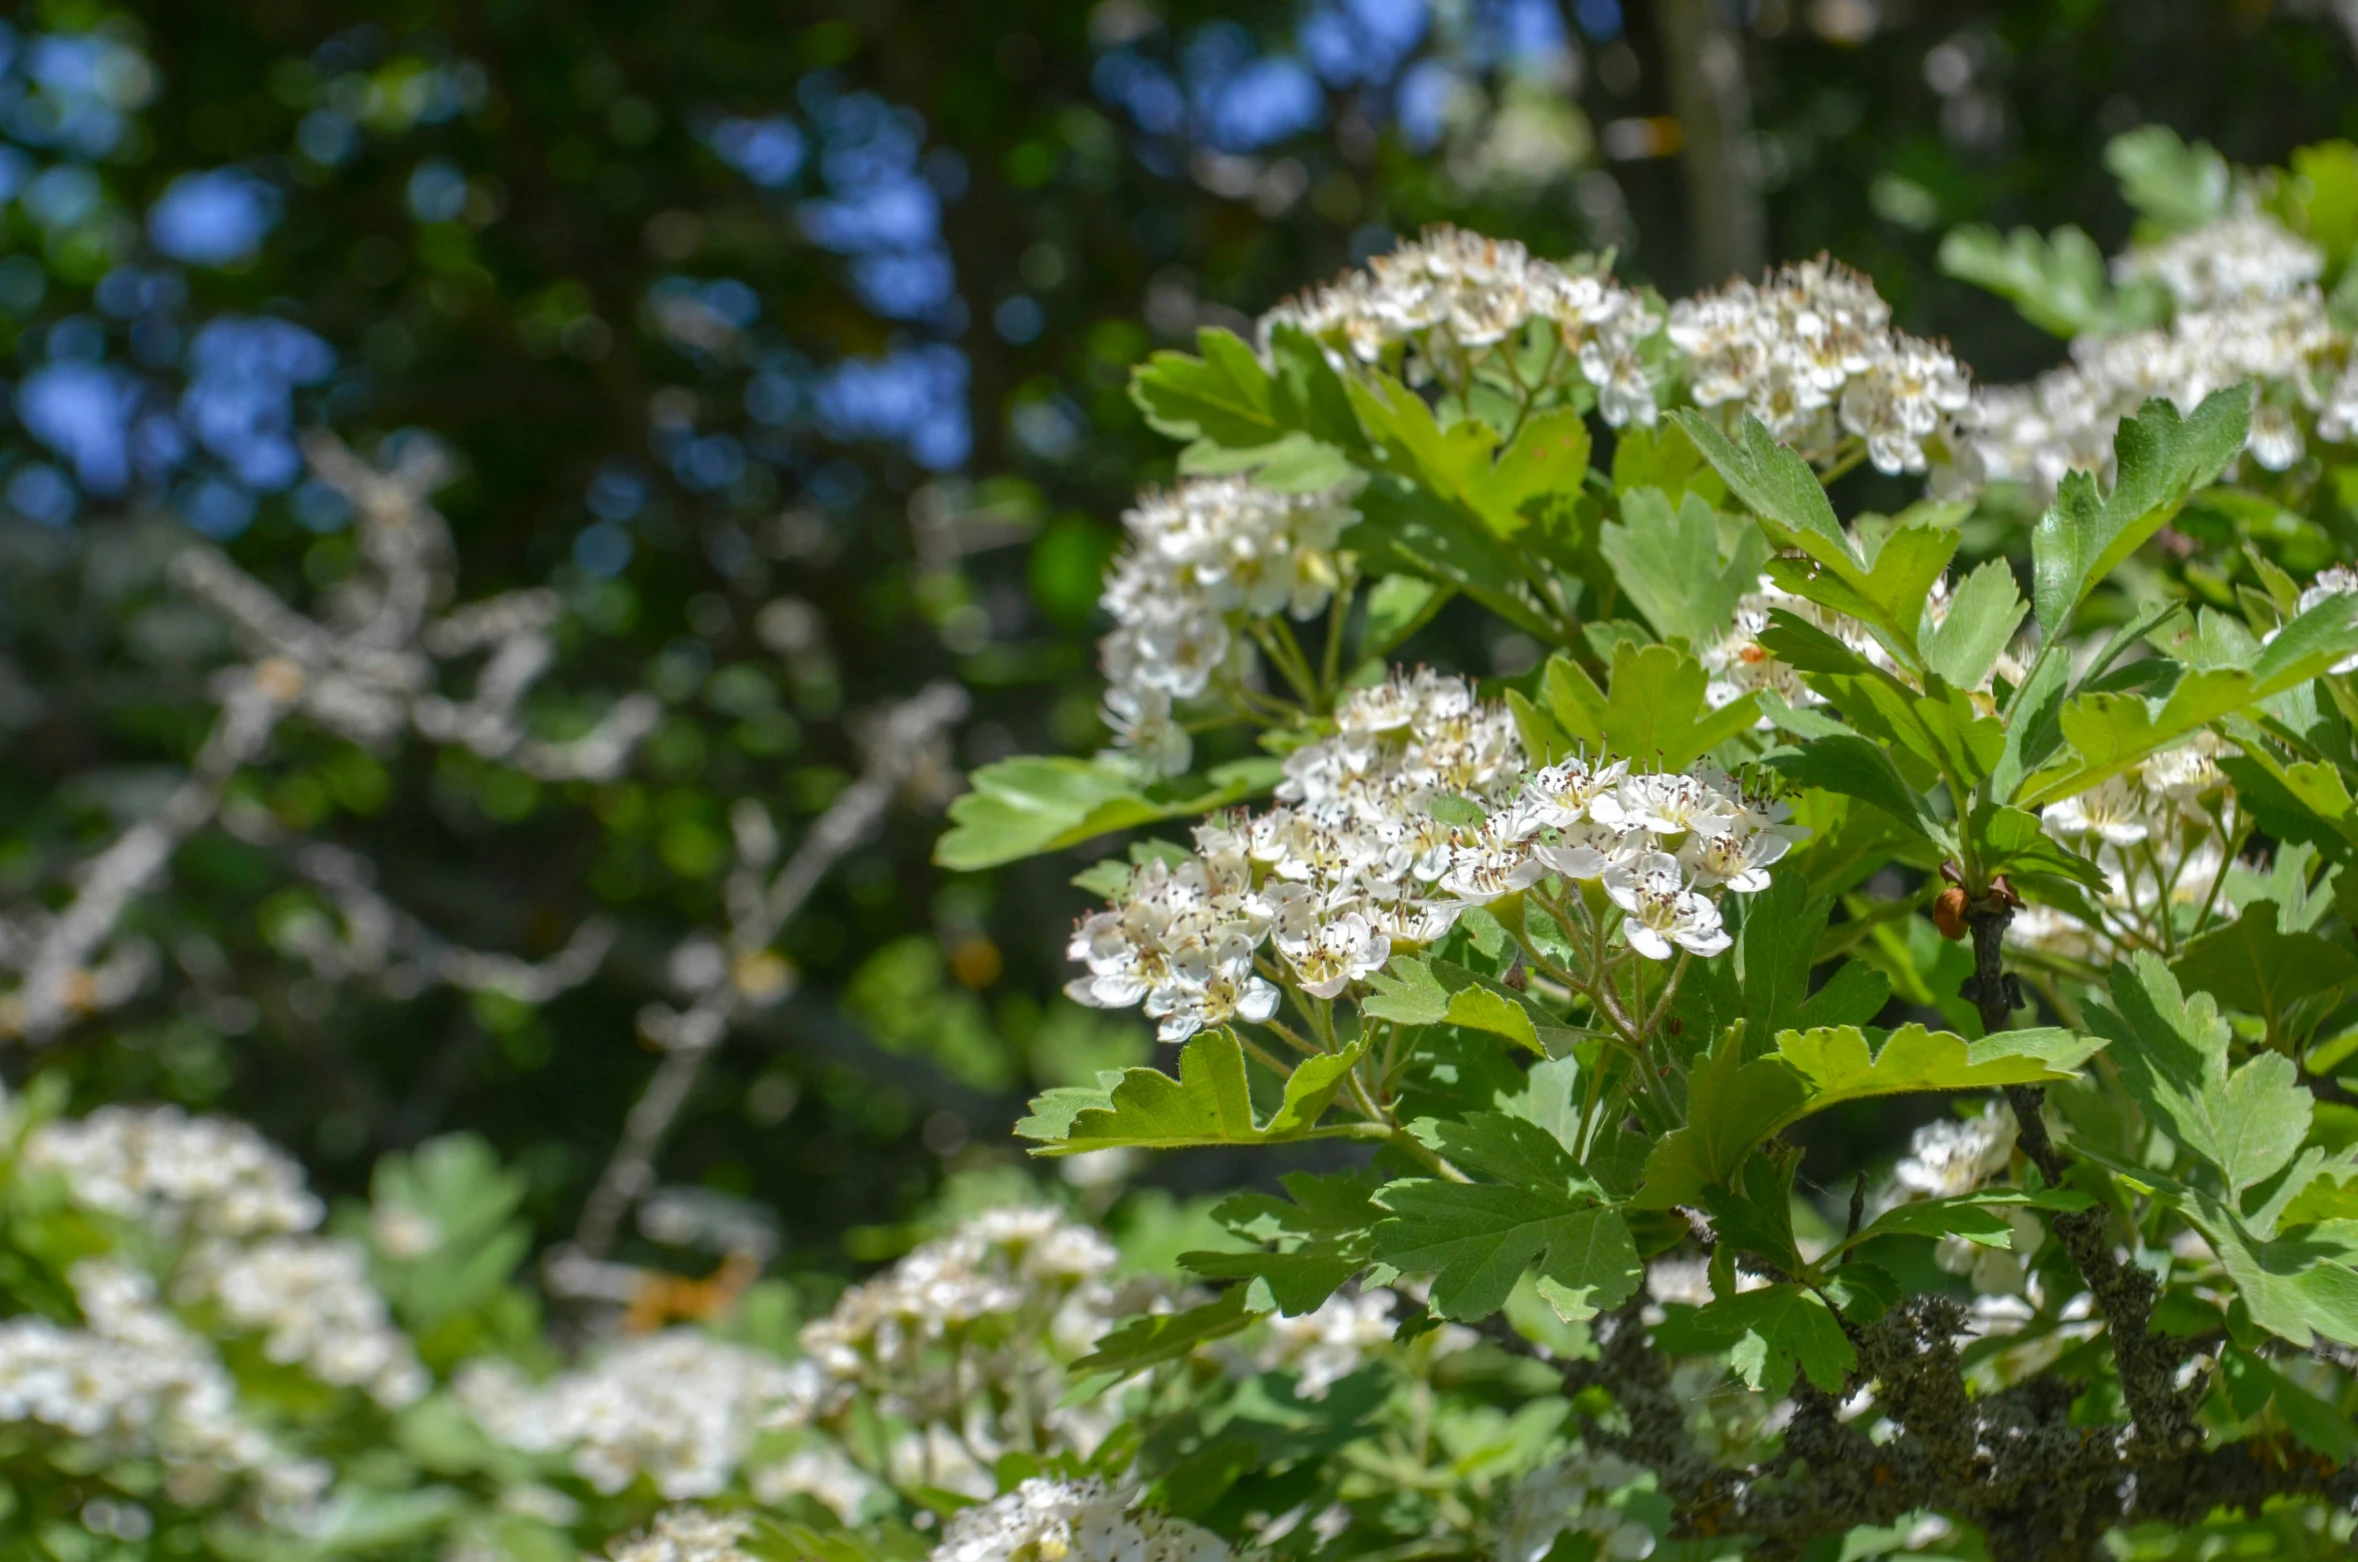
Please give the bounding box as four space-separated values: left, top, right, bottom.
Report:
930 1477 1234 1562
17 1104 426 1411
1099 476 1355 775
1495 1444 1658 1562
608 1506 757 1562
1070 674 1799 1040
1255 1287 1397 1399
1965 212 2358 496
752 1443 879 1523
786 1207 1154 1490
1876 1106 2049 1298
2016 731 2237 963
1261 225 1664 423
1669 257 1973 475
1889 1106 2018 1202
2117 212 2324 310
22 1105 323 1238
0 1260 327 1517
180 1236 428 1407
457 1330 801 1499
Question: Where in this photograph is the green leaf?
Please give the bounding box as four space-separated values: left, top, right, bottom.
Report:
1634 1025 1808 1209
1477 406 1593 538
1345 369 1506 525
1177 429 1354 489
1362 954 1451 1026
1734 874 1830 1040
1419 1112 1602 1197
936 756 1282 870
1070 1287 1262 1379
2220 1348 2358 1460
1364 955 1573 1054
1936 223 2163 337
2098 953 2312 1196
2030 388 2249 641
1544 643 1760 772
1360 574 1449 660
1686 1283 1857 1394
1348 479 1564 644
1972 803 2111 895
1642 1023 2104 1209
1772 1023 2105 1117
1846 1188 2093 1253
1766 731 1947 847
2204 1209 2358 1351
1130 328 1284 447
1373 1180 1639 1323
1020 1031 1365 1155
1920 558 2029 692
1186 1170 1380 1316
1611 419 1726 503
1790 960 1894 1032
2021 591 2358 809
2171 903 2358 1034
2106 125 2233 232
1672 410 1848 568
1702 1141 1807 1276
1675 412 1954 668
1597 488 1768 646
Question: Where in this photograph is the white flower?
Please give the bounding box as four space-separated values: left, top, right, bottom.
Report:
1510 755 1628 833
23 1106 323 1239
180 1236 427 1407
1891 1107 2018 1201
1604 852 1730 960
0 1261 328 1522
1670 256 1969 474
1102 685 1191 776
608 1507 758 1562
1437 832 1547 905
1257 1289 1395 1398
2040 775 2150 846
1961 214 2345 499
1533 818 1640 881
1287 912 1391 999
1096 477 1355 773
459 1332 802 1498
1680 790 1803 893
1496 1444 1657 1562
932 1477 1234 1562
1592 770 1741 841
1262 226 1666 420
2115 212 2322 308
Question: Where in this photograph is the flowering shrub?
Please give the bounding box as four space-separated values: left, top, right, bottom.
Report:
935 129 2358 1560
13 126 2358 1562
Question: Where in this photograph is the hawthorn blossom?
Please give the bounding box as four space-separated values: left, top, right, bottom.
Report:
1964 211 2358 496
1670 257 1972 474
1603 851 1732 960
1261 226 1664 415
931 1477 1235 1562
1097 477 1354 774
2019 731 2240 963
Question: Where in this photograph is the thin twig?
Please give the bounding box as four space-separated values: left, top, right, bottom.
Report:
564 680 968 1261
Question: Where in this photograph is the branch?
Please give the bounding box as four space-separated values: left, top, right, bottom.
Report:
0 436 659 1040
563 681 969 1262
1958 896 2203 1461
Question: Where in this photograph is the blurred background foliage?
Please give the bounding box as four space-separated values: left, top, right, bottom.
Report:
1 0 2355 1281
